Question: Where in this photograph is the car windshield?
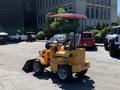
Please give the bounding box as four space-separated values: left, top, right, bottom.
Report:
82 33 92 38
49 34 67 43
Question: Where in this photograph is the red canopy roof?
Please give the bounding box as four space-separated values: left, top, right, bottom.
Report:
50 13 87 19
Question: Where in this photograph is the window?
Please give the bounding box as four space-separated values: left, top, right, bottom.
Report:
38 13 43 24
82 33 92 38
39 0 43 9
40 14 43 24
86 6 90 18
108 10 111 19
52 0 55 5
108 0 111 6
104 9 107 19
48 0 51 7
96 8 98 19
91 7 94 19
45 0 48 8
37 14 40 24
100 8 103 19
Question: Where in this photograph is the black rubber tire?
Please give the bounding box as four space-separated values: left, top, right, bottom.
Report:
104 43 109 51
33 61 44 75
57 65 72 82
104 40 109 51
76 69 88 78
109 42 116 57
104 39 109 51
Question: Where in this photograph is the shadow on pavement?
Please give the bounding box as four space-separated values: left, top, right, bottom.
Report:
108 51 120 60
112 55 120 60
33 70 95 90
0 42 20 46
85 46 98 52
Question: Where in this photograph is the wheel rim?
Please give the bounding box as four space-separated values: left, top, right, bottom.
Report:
33 62 41 73
58 69 67 80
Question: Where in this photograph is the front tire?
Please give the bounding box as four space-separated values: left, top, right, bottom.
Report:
104 40 109 51
33 61 44 75
109 42 116 57
57 65 72 82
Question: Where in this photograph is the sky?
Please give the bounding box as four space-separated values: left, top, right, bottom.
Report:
118 0 120 15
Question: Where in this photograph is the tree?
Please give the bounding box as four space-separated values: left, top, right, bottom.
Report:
43 8 79 39
50 8 79 34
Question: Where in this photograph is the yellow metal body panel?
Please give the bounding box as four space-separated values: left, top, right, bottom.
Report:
72 60 90 73
50 48 90 73
39 49 50 65
38 43 90 73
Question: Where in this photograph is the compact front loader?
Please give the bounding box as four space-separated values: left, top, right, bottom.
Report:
24 13 90 81
32 34 90 81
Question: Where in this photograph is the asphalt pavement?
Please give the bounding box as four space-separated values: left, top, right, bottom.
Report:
0 42 120 90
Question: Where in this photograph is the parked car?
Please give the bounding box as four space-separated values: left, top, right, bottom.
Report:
104 25 120 57
0 32 9 44
79 32 96 48
26 32 36 42
45 34 71 49
9 33 27 42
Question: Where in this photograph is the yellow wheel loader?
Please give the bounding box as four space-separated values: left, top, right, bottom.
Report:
33 34 90 81
24 13 90 82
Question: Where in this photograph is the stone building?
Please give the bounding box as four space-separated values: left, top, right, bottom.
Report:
23 0 117 32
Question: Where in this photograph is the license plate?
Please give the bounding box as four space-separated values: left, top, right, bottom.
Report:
83 44 87 46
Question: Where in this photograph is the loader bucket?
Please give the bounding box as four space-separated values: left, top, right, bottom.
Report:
22 59 36 73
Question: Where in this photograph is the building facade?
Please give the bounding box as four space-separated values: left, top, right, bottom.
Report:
85 0 117 27
23 0 117 32
0 0 23 33
36 0 74 30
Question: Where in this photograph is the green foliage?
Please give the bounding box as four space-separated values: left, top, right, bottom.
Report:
95 26 112 43
117 16 120 24
43 7 79 38
90 29 99 36
58 8 66 13
36 31 45 40
43 28 54 39
89 25 112 43
50 8 79 34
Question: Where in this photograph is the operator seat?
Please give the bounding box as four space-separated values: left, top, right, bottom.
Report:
65 34 80 50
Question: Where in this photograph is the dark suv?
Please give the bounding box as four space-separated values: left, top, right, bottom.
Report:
104 25 120 57
0 32 9 44
45 34 70 49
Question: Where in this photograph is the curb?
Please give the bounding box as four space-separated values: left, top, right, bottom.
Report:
95 43 104 47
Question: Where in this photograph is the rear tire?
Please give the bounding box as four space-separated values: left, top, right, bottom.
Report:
57 65 72 82
33 61 44 75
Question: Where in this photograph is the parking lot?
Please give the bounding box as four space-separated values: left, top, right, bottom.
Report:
0 42 120 90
